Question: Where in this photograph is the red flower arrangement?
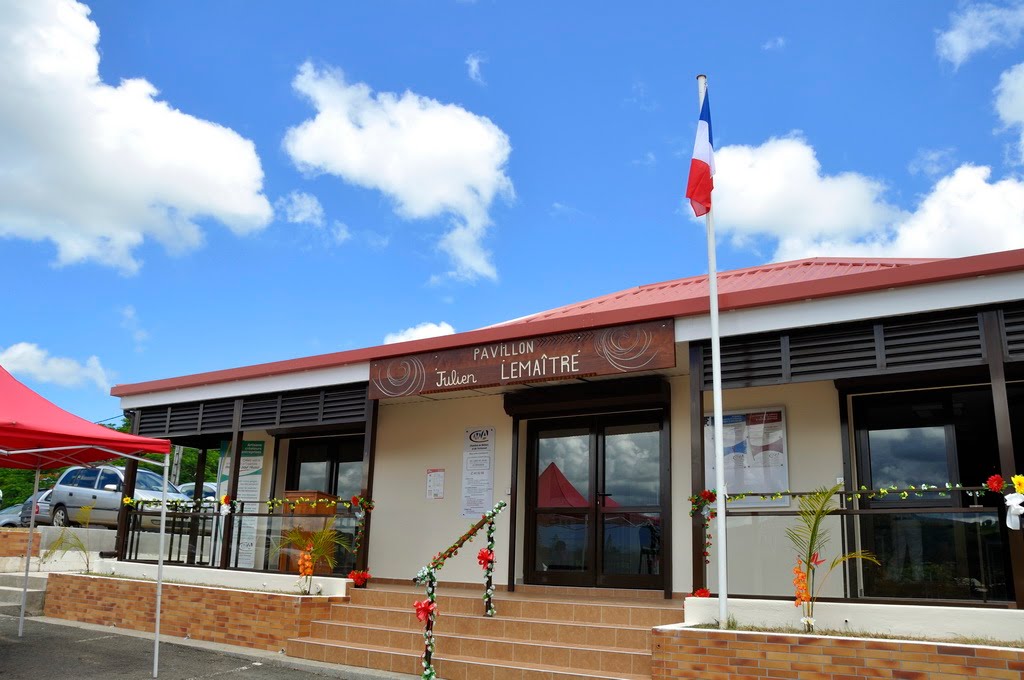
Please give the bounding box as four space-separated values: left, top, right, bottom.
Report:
348 569 371 587
477 548 495 569
414 599 436 623
987 474 1006 493
690 587 711 598
688 489 718 564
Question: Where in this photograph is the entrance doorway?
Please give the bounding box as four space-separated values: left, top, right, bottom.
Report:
525 412 668 589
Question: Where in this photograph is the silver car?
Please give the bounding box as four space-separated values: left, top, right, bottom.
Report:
50 465 189 528
19 489 52 527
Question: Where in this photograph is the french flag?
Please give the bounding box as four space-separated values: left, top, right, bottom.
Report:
685 89 715 217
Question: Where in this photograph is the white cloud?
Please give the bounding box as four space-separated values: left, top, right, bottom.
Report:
996 62 1024 162
631 151 657 167
331 221 352 244
120 305 149 351
908 147 957 177
705 135 1024 261
383 321 456 345
0 0 272 274
710 135 902 245
283 63 513 281
762 36 786 51
0 342 110 392
550 202 584 219
936 3 1024 68
623 81 657 112
278 191 325 227
466 53 486 84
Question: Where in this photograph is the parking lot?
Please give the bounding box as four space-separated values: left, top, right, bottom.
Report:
0 614 404 680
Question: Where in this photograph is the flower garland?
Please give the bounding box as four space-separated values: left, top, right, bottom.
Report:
688 489 717 564
412 500 507 680
689 475 1024 581
987 474 1024 530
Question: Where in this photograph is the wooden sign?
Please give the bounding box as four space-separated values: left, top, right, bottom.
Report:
369 319 675 399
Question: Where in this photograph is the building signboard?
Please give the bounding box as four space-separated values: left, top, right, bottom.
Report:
369 319 674 399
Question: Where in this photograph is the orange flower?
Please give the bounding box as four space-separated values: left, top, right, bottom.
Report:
792 559 810 607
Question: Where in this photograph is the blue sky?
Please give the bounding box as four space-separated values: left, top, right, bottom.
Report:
3 1 1024 423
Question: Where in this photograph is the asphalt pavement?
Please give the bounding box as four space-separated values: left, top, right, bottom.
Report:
0 614 410 680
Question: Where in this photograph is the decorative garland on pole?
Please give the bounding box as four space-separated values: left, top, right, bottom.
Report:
412 501 507 680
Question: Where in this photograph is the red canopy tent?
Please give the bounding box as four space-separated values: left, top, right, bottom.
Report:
537 462 620 508
0 365 171 676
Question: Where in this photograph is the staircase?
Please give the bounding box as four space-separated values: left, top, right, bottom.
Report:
287 582 683 679
0 573 47 616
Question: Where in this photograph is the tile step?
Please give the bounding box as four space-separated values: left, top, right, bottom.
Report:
289 637 650 680
308 621 651 662
312 614 652 650
332 600 682 628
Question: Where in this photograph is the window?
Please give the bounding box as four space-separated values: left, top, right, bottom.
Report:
75 468 99 489
98 469 121 491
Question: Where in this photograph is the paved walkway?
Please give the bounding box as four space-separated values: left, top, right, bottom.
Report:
0 614 411 680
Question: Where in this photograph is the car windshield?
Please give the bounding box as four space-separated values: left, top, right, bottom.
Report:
136 470 181 494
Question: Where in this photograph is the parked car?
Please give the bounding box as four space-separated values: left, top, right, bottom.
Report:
50 466 190 529
177 481 218 500
0 504 21 527
19 489 52 527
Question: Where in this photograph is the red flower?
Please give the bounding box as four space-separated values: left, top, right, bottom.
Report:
987 474 1005 493
348 570 371 586
699 489 716 503
414 599 436 622
351 495 361 507
810 552 825 568
692 588 711 598
477 548 495 569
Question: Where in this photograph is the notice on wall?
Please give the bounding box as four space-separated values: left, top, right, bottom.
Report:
426 468 445 499
704 408 789 508
461 426 495 518
218 440 265 568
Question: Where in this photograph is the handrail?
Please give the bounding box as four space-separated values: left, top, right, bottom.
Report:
412 501 507 680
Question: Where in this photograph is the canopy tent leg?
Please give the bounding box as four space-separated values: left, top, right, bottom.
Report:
18 467 41 637
153 458 169 678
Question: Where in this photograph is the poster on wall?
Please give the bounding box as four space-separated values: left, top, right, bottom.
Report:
217 440 265 568
703 408 789 508
461 426 495 518
426 468 445 499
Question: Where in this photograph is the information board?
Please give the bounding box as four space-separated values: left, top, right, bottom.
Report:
703 408 789 508
461 427 495 518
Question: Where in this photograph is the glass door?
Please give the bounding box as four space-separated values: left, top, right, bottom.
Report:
526 413 666 589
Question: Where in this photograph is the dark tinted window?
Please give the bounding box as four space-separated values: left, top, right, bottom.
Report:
60 469 81 486
76 468 99 489
98 469 120 491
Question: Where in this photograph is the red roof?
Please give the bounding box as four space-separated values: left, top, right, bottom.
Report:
1 366 170 469
111 249 1024 398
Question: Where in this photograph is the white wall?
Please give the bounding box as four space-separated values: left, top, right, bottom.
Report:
371 395 514 584
693 381 846 598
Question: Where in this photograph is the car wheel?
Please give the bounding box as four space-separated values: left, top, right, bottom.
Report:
52 506 71 527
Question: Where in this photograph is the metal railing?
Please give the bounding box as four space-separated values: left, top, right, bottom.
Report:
120 500 362 576
700 485 1016 604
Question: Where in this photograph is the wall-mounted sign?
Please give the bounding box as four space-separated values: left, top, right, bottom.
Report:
369 319 674 399
461 427 495 518
703 407 789 508
426 468 445 499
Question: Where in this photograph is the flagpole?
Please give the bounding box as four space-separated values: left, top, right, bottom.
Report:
696 74 729 625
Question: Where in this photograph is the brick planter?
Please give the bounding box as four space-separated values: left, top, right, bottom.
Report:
44 573 345 651
652 624 1024 679
0 529 40 558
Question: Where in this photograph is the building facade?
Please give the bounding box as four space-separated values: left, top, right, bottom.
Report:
111 250 1024 609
